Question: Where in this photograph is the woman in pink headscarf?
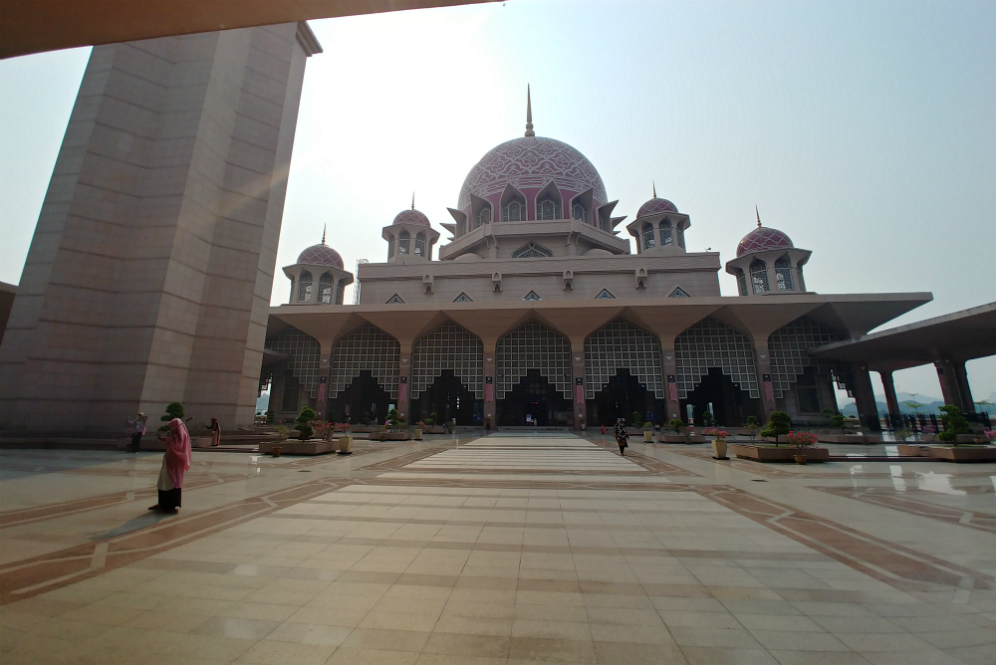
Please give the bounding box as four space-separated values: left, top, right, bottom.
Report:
150 418 191 513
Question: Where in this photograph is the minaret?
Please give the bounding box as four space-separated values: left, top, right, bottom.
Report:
525 85 535 137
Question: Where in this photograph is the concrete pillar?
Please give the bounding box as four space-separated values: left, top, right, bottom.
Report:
880 370 900 416
660 344 681 422
316 338 334 421
483 341 497 427
851 365 881 431
397 343 412 424
570 340 587 431
754 345 777 422
953 362 975 412
935 360 972 412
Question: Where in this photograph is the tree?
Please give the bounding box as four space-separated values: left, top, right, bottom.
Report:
667 419 685 434
631 411 644 428
425 412 438 427
295 406 317 440
903 400 925 415
760 411 792 445
743 415 760 442
387 408 401 430
938 404 968 445
700 411 715 427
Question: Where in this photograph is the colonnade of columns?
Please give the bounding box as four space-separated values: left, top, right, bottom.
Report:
876 359 979 420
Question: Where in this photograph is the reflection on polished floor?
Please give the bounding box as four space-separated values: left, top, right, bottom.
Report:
1 434 995 664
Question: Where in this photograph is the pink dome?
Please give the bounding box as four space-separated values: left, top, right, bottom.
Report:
736 226 794 257
458 136 607 210
393 209 431 226
637 197 678 218
297 243 344 269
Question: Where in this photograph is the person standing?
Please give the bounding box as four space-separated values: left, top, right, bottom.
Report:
149 418 191 513
204 418 221 447
614 418 629 455
125 413 148 453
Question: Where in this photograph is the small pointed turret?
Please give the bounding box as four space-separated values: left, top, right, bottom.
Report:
322 224 326 244
412 192 415 210
652 181 657 198
525 85 535 137
755 205 762 228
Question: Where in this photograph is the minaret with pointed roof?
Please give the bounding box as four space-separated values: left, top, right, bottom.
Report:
525 85 535 137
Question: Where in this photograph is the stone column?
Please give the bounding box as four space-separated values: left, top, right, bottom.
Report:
879 371 900 416
953 362 975 412
851 364 881 431
315 338 334 421
397 343 413 424
660 344 681 422
483 341 497 427
934 360 973 412
754 345 777 422
570 340 587 431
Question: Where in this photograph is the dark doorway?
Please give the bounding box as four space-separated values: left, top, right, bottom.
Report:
679 367 761 427
498 369 572 427
410 370 482 425
587 368 662 426
329 370 392 425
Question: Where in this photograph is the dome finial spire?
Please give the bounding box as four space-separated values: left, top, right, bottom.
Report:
322 224 326 244
755 205 761 228
412 192 415 210
525 84 535 137
653 181 657 198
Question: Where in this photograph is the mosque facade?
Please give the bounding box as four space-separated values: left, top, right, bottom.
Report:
263 95 930 431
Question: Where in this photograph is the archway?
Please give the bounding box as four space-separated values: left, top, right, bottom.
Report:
498 369 572 427
587 368 662 426
329 370 393 425
679 367 761 427
410 370 482 426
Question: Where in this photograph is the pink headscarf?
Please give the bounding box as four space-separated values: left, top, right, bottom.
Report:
165 418 192 488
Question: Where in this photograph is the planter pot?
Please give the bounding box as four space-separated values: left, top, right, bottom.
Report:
192 436 214 448
919 433 938 442
426 426 445 434
644 431 654 443
897 444 932 457
729 444 829 463
658 433 707 444
414 428 423 441
793 454 807 465
338 435 353 455
351 426 381 433
271 445 282 457
711 439 728 459
817 434 867 444
280 441 335 455
371 432 413 442
926 445 996 463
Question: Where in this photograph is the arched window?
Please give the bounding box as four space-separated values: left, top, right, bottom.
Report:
415 232 426 257
318 273 333 304
398 230 410 254
477 207 491 227
297 270 312 302
335 281 345 305
775 258 793 290
387 237 395 259
676 224 685 249
736 269 748 296
503 200 523 222
642 223 655 250
750 260 769 294
538 198 560 220
659 220 673 246
512 242 553 258
572 202 588 222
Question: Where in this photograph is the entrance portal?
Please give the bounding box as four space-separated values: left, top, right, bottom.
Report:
498 369 572 427
679 367 761 427
587 368 661 426
410 370 482 426
330 370 392 425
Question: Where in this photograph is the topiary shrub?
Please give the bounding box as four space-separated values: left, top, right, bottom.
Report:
159 401 185 432
295 406 317 440
387 408 400 430
743 415 760 442
700 410 715 428
938 404 968 444
425 412 438 427
667 418 685 434
831 414 846 432
760 411 792 445
631 412 644 428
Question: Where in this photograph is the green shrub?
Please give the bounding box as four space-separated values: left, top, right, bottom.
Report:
265 409 274 424
425 411 438 427
760 411 792 445
743 415 760 442
387 408 400 430
700 411 715 427
295 406 317 440
158 401 185 432
667 418 685 434
938 404 968 444
831 414 845 430
631 412 644 428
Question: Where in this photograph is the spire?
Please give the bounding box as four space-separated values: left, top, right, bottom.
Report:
652 181 657 198
525 84 535 137
755 205 762 228
411 192 415 210
322 224 326 244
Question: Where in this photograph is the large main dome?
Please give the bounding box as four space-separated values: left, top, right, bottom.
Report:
457 136 607 211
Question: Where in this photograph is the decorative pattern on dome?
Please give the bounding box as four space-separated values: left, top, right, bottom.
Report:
393 209 430 226
736 227 794 257
297 244 344 269
458 136 607 210
637 197 678 218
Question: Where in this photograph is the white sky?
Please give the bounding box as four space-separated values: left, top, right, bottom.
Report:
1 0 994 402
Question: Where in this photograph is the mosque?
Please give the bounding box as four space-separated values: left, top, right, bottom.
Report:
261 92 930 431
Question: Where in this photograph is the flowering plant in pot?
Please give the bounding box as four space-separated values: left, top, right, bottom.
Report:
702 427 729 440
785 431 817 446
703 427 730 459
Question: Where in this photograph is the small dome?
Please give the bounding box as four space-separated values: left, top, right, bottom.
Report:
297 243 344 269
637 197 678 218
736 226 794 257
393 209 430 226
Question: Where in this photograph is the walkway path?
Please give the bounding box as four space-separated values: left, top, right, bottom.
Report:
1 434 994 664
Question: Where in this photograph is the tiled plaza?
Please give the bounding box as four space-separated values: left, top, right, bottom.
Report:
1 434 995 664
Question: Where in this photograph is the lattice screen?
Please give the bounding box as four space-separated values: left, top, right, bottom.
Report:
496 322 572 399
329 324 400 399
768 317 852 397
674 318 758 398
266 328 321 398
584 320 665 399
412 322 484 399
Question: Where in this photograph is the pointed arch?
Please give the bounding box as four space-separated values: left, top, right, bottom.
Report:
659 219 673 246
330 323 400 400
318 273 334 304
584 319 665 399
412 321 484 399
386 294 405 304
500 183 527 222
297 270 313 302
398 230 410 255
535 181 563 220
595 289 615 299
496 321 572 399
415 232 427 257
522 291 542 301
774 257 793 290
750 259 768 293
674 318 758 398
453 292 473 303
669 287 690 298
512 242 553 259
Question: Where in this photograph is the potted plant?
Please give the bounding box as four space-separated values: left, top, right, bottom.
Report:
643 421 655 442
938 404 968 445
295 406 316 441
760 411 792 445
920 424 937 442
414 421 425 440
337 422 353 455
159 401 185 433
703 427 730 459
785 431 818 464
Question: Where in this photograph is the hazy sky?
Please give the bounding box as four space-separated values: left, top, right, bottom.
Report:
1 0 993 401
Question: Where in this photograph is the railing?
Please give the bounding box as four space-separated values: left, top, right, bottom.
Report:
882 411 991 432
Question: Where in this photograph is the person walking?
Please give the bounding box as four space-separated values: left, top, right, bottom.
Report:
149 418 191 513
125 413 148 453
204 417 221 447
614 418 629 455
